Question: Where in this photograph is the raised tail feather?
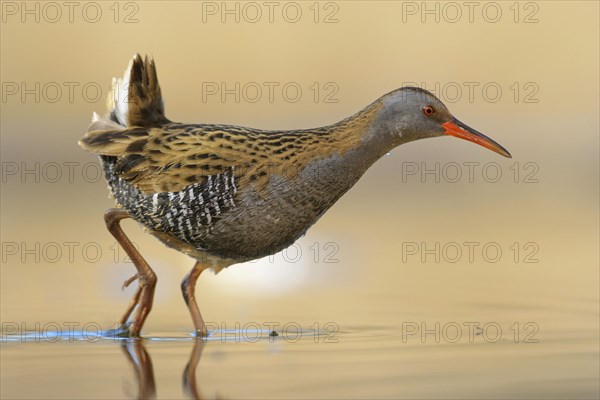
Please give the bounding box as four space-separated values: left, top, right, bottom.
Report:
80 54 169 154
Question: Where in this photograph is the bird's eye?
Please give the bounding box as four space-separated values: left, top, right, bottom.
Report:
423 106 435 116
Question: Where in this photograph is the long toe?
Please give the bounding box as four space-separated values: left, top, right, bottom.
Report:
122 273 139 290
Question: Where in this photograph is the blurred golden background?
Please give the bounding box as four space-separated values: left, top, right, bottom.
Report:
1 1 598 399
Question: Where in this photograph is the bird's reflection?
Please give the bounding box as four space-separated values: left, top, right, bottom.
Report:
121 340 157 399
182 339 205 399
120 338 205 400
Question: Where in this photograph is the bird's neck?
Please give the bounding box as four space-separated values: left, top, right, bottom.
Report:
284 99 396 205
307 98 395 172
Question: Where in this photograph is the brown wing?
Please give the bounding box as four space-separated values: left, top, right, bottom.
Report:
79 123 279 194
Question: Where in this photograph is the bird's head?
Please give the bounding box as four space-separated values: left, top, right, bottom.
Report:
374 87 511 158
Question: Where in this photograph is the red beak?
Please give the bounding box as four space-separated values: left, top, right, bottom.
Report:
442 119 511 158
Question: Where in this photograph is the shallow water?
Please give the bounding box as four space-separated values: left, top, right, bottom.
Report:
2 292 598 399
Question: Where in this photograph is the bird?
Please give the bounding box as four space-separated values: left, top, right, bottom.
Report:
79 54 511 337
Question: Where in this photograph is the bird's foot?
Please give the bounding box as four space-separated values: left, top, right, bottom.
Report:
122 273 139 290
119 322 142 338
193 328 209 338
104 322 135 339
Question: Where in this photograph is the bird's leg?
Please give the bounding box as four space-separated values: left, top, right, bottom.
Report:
181 261 211 337
105 208 157 337
119 274 141 326
119 285 142 328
